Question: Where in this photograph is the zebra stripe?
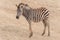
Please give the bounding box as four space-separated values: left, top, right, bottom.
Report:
29 8 49 22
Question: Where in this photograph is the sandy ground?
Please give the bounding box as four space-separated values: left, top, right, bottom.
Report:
0 0 60 40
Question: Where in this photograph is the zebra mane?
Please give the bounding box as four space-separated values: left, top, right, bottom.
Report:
17 3 31 10
18 3 25 6
18 3 29 7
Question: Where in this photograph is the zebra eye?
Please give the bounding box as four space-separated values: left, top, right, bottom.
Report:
20 6 23 8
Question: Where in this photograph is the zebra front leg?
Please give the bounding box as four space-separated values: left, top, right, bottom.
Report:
28 21 33 38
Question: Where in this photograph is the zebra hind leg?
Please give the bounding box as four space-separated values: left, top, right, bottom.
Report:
47 20 50 36
42 19 50 36
42 20 47 36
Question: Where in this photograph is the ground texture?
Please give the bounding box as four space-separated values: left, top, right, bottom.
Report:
0 0 60 40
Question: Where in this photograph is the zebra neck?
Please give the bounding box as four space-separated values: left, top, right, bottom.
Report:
23 9 31 19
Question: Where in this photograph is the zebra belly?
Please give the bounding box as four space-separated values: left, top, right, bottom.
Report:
32 14 41 22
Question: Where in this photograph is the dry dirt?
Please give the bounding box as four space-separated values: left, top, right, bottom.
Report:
0 0 60 40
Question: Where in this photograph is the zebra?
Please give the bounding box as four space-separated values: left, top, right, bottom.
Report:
16 3 50 38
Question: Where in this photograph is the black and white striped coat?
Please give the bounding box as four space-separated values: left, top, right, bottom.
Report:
23 7 49 22
16 3 50 37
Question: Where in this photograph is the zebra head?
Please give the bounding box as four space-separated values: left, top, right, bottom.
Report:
16 3 30 19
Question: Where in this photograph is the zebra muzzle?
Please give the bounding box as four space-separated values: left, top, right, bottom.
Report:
16 16 19 19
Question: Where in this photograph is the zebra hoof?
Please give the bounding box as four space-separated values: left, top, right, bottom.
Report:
29 32 33 38
42 32 45 36
48 34 50 36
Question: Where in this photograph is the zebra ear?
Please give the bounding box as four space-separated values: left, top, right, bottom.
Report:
25 4 30 9
25 4 28 6
16 4 18 7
